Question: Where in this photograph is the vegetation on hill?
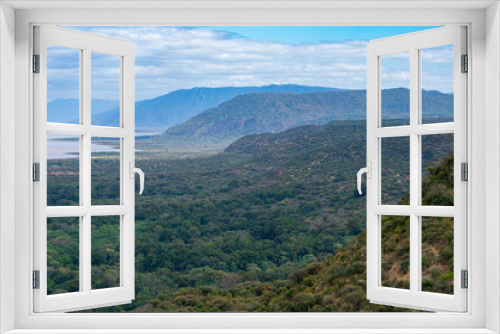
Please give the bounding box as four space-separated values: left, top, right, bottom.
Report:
46 119 454 312
132 151 455 312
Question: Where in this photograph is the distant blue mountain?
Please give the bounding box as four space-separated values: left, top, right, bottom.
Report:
47 99 119 124
92 84 343 129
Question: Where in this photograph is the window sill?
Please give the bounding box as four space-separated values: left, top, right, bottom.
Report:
4 330 498 334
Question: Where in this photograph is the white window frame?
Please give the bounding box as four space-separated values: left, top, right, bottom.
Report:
1 1 498 333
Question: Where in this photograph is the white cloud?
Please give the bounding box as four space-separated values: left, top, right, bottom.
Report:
49 26 452 101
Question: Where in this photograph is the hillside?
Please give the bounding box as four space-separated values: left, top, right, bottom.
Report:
161 88 453 147
133 151 455 312
47 118 453 312
92 84 339 129
77 120 452 312
47 99 119 124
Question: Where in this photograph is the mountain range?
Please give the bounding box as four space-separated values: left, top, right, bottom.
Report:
158 88 453 147
49 86 452 138
47 99 119 124
92 84 341 129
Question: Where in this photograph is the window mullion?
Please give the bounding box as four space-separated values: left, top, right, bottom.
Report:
82 47 92 294
413 123 454 135
81 214 91 293
77 48 84 297
409 47 420 294
89 126 130 138
373 124 454 138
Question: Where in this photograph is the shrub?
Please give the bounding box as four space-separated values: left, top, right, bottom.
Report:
400 259 410 274
346 262 365 276
289 269 307 283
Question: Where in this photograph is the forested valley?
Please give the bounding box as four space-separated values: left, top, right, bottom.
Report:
46 116 454 312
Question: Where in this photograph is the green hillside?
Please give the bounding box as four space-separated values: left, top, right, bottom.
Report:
46 119 454 312
133 152 455 312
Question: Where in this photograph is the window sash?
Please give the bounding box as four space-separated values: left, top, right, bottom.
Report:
366 26 468 312
33 25 136 313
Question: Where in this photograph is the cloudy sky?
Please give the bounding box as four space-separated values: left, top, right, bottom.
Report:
47 26 453 102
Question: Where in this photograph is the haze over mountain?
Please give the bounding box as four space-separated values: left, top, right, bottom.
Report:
47 99 119 124
160 88 453 147
92 84 341 129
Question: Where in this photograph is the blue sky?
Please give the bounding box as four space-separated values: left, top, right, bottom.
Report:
206 26 439 45
47 26 452 102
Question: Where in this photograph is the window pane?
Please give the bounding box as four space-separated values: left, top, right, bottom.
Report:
91 52 121 127
421 45 454 124
381 216 410 290
47 217 80 295
47 45 80 124
421 217 454 294
381 136 410 205
421 134 454 206
47 134 80 206
92 216 120 289
381 52 410 127
91 137 121 205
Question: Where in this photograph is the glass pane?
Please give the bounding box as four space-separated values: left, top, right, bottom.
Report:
47 217 80 295
381 136 410 205
421 45 454 124
421 134 454 206
421 217 454 294
381 216 410 289
47 134 80 206
91 137 121 205
381 52 410 127
47 45 80 124
91 52 121 127
92 216 120 289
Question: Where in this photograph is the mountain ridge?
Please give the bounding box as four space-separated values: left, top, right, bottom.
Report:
92 84 342 129
47 99 119 124
160 88 453 147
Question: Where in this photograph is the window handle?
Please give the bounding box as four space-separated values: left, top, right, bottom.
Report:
357 162 372 195
129 161 145 195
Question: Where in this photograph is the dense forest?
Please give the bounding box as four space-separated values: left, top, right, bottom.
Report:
136 151 454 312
45 117 454 312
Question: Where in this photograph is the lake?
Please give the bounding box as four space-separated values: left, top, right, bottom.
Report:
47 132 158 159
